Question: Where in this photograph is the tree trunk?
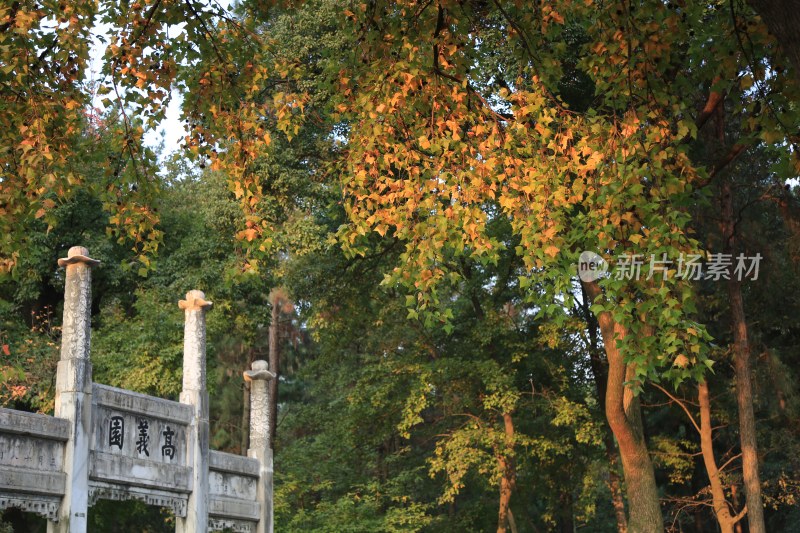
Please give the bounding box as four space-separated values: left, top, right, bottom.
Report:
699 380 741 533
747 0 800 86
557 491 575 533
731 483 744 533
268 292 282 449
721 181 766 533
619 364 663 533
497 459 511 533
654 378 748 531
764 349 788 413
497 412 516 533
583 280 664 533
609 466 628 533
507 508 519 533
581 284 629 533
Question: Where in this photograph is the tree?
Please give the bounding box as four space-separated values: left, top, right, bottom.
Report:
0 0 167 274
748 0 800 85
313 2 800 530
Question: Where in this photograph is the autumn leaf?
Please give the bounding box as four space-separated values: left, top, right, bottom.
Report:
544 245 560 258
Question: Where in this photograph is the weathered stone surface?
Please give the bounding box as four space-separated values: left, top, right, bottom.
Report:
92 408 188 466
209 470 257 502
209 450 259 477
208 496 259 521
89 451 191 492
0 434 64 473
208 448 262 531
0 400 68 520
179 290 212 395
91 384 191 479
54 359 92 396
0 411 68 520
94 384 192 424
0 408 69 440
244 360 274 533
208 517 255 532
88 481 188 517
243 360 275 454
58 247 97 365
176 290 211 533
49 246 97 533
56 247 101 268
208 447 261 531
0 492 61 520
0 467 66 496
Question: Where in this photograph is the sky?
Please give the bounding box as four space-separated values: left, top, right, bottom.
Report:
87 1 233 159
87 34 185 158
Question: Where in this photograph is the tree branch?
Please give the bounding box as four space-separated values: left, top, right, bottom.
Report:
651 382 701 434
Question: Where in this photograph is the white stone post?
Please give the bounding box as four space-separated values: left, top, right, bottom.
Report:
176 290 212 533
243 360 276 533
48 246 99 533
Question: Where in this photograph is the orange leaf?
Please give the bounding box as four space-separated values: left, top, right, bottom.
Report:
544 245 560 258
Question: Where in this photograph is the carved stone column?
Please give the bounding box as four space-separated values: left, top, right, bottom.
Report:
176 290 212 533
243 360 275 533
48 246 99 533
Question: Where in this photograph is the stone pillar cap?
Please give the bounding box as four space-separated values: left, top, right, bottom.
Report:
57 246 100 267
243 360 276 382
179 289 213 310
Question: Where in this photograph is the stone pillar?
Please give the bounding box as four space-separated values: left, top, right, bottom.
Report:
243 361 276 533
176 290 212 533
48 246 99 533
